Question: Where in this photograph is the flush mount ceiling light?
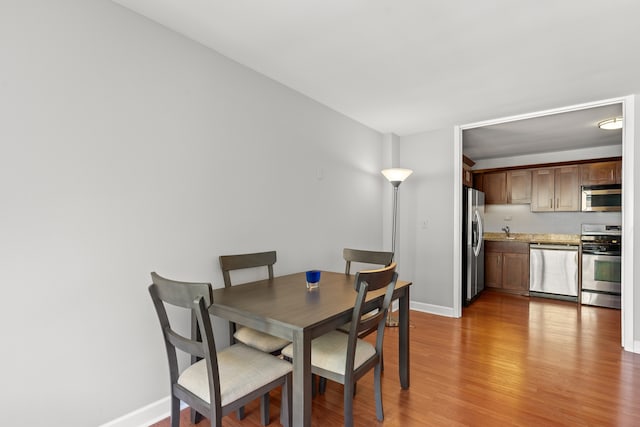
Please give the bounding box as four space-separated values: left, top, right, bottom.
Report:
598 117 623 130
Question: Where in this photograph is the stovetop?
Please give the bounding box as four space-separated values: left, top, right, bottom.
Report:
581 223 621 237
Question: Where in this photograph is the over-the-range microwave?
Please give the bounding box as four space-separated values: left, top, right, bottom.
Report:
581 184 622 212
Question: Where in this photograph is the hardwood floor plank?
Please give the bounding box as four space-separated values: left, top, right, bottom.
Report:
150 291 640 426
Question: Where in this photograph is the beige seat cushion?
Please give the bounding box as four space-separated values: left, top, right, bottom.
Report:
234 326 290 353
281 331 376 375
177 343 292 406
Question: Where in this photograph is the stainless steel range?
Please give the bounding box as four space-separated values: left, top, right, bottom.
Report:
581 224 621 309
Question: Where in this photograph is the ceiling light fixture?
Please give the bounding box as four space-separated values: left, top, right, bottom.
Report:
598 117 623 130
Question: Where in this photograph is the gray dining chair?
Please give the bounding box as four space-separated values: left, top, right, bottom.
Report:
219 251 291 354
339 248 394 335
149 272 292 427
281 263 398 427
343 248 394 275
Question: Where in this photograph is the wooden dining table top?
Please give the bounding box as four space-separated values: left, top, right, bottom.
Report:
210 270 411 337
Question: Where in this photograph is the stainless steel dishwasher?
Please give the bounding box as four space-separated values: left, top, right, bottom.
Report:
529 243 579 301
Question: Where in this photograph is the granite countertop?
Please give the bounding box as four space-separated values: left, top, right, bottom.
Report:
483 232 581 245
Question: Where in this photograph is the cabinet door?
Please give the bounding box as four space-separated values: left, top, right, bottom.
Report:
555 166 580 211
502 253 529 292
484 172 507 204
485 252 502 288
531 169 555 212
615 161 622 184
580 161 618 185
507 170 531 204
463 166 473 187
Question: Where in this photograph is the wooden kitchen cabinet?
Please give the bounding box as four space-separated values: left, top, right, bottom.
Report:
482 170 531 204
483 172 507 204
507 170 531 204
485 251 503 288
531 166 579 212
484 241 529 294
463 155 475 187
580 161 622 185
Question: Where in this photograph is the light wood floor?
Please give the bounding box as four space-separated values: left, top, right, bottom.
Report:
151 291 640 426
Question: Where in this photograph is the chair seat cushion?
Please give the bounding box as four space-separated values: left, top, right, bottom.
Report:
281 331 376 375
177 343 292 406
234 326 291 353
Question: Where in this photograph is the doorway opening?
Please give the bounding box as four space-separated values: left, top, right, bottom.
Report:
453 96 635 352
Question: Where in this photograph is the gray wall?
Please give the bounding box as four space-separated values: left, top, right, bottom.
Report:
0 1 384 425
396 129 455 309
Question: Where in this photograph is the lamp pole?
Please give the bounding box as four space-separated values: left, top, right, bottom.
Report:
381 168 413 326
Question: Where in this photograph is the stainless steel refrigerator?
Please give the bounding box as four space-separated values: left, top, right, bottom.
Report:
463 187 485 306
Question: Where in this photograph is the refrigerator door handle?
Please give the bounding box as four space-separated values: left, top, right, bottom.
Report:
473 209 483 257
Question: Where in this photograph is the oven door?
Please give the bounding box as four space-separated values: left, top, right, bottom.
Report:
581 253 621 293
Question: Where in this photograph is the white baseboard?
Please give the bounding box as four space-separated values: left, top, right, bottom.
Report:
410 301 455 317
99 396 186 427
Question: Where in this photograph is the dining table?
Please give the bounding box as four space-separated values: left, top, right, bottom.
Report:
209 270 412 427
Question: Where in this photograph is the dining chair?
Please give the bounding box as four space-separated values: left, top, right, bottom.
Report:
219 251 291 354
281 263 398 427
339 248 393 335
149 272 292 427
343 248 394 275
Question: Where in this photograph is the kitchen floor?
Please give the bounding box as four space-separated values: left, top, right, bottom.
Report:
151 290 640 426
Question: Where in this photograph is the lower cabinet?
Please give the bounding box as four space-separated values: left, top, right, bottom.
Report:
484 241 529 295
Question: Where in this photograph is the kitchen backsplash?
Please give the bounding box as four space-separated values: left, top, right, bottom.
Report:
484 204 622 234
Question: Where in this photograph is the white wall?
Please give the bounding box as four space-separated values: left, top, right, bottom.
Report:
396 129 455 309
0 1 384 425
484 205 622 234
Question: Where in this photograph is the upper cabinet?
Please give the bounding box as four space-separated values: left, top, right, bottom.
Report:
507 170 531 204
483 172 507 204
476 157 620 210
480 170 531 205
580 160 622 185
463 155 475 187
531 166 580 212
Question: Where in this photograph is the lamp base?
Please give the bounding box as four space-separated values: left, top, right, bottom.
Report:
385 312 399 327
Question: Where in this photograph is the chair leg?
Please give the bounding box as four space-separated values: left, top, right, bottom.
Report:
374 362 384 421
190 408 203 424
318 376 326 395
280 373 292 427
260 393 270 426
343 382 355 427
170 396 180 427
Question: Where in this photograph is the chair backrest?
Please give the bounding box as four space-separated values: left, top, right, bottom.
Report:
148 272 222 413
343 248 394 275
346 263 398 371
219 250 277 287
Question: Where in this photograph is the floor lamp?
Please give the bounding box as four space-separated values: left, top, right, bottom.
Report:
381 168 413 327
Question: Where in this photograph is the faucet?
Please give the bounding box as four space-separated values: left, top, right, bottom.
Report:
502 225 510 237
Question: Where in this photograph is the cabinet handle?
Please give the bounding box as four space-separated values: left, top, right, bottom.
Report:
549 198 553 208
557 198 559 209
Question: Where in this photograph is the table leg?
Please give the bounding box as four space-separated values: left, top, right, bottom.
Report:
292 329 312 427
399 287 410 389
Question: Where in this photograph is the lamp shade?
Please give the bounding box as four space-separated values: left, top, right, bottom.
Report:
598 117 623 130
381 168 413 186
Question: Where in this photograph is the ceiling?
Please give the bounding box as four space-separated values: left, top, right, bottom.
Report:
112 1 639 156
463 103 623 160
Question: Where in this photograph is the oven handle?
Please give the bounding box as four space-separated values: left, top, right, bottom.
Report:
583 251 622 257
